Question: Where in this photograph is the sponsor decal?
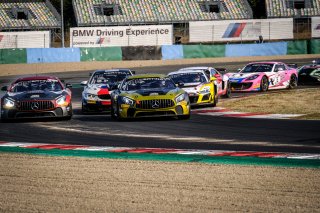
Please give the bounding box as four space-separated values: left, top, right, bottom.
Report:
223 22 261 38
315 24 320 30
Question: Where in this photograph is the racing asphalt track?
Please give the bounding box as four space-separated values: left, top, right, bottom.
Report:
0 58 319 155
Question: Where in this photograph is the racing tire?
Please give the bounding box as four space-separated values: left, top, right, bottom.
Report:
111 101 123 121
260 76 269 92
223 81 231 98
81 103 89 114
288 75 298 89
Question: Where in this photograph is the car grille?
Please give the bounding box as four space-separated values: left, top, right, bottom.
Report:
17 100 55 111
136 99 174 109
230 82 252 90
98 94 111 100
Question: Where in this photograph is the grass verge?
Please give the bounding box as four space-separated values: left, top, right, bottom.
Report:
219 88 320 120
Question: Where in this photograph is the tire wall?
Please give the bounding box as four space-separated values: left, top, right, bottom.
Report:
310 39 320 54
183 45 225 58
27 48 80 63
0 41 318 64
80 47 122 61
121 46 161 60
287 40 308 55
225 42 287 57
0 49 27 64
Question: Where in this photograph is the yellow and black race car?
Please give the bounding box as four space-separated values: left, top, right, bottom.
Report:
110 74 190 120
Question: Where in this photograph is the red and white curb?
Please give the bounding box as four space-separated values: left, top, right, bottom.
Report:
192 107 304 119
0 142 319 159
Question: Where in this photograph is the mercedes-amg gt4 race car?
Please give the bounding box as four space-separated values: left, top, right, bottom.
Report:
110 74 190 120
1 76 72 121
298 61 320 85
177 67 231 98
167 69 219 107
228 62 298 92
81 69 134 113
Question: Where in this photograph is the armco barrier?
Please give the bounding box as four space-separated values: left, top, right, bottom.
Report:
225 42 287 57
287 40 308 55
80 47 122 61
27 48 80 64
0 49 27 64
122 46 161 60
161 45 184 60
310 39 320 54
183 45 225 59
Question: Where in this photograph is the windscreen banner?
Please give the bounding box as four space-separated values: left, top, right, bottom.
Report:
0 31 50 49
312 17 320 38
70 25 173 47
189 18 293 42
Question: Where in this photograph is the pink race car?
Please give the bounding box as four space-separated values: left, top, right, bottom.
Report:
228 62 298 92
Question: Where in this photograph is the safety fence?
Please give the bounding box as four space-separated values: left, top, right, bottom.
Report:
0 39 319 64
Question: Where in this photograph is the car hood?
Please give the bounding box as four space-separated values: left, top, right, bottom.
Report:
229 72 262 79
6 90 64 100
121 88 182 98
84 84 116 95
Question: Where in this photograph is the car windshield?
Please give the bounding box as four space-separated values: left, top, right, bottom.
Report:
90 72 129 84
169 72 207 84
122 77 176 91
242 64 274 73
11 80 63 92
299 67 319 75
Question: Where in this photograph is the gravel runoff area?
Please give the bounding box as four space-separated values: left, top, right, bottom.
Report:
1 54 320 77
0 153 319 212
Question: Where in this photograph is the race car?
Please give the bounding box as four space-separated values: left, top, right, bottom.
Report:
1 76 72 121
297 61 320 85
167 69 219 107
81 69 134 113
228 62 298 92
110 74 190 120
177 67 231 98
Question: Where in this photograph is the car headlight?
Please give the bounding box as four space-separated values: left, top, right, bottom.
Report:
56 96 66 105
122 96 135 105
3 98 15 108
199 86 211 94
246 74 260 81
175 93 186 103
84 93 97 100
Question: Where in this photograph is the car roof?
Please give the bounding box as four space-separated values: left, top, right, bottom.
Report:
178 66 212 70
168 70 207 75
126 74 166 79
15 76 59 82
247 62 281 65
93 69 131 74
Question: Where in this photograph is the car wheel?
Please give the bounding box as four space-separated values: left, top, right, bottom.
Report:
288 75 298 89
111 101 123 121
82 103 88 114
223 81 231 98
260 76 269 92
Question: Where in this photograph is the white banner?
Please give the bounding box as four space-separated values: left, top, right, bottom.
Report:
312 17 320 38
0 31 50 49
189 18 293 42
70 25 173 47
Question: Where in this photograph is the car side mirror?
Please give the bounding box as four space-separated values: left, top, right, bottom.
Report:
237 68 241 72
65 83 72 88
81 81 88 86
131 71 136 74
176 82 184 87
1 86 8 91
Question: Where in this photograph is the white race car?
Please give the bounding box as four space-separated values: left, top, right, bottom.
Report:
176 67 231 98
81 69 134 113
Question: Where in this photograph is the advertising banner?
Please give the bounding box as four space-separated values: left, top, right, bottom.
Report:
189 18 293 42
0 31 50 49
70 25 173 47
312 17 320 38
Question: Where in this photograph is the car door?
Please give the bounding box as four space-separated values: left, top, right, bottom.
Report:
269 64 286 87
